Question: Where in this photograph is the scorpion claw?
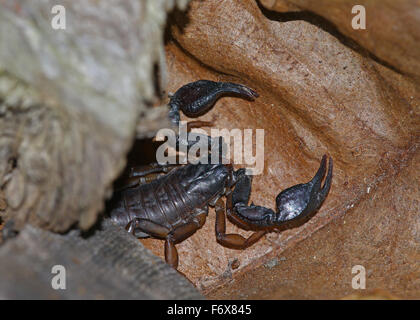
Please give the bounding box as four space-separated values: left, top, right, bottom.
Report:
231 170 277 226
232 155 333 229
311 154 328 189
275 155 333 225
169 80 258 125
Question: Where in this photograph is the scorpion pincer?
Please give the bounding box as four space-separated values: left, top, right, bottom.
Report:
108 80 333 272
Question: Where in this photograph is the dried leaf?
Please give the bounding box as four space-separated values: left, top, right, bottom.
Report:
140 0 420 297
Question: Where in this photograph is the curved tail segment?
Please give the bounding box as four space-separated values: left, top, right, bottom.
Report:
169 80 259 126
232 155 333 229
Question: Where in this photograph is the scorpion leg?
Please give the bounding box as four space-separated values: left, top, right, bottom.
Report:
165 209 207 270
129 162 180 178
170 209 208 244
215 198 266 250
125 218 170 239
225 191 255 231
186 120 214 132
164 242 194 286
165 239 179 269
124 218 187 275
232 155 333 229
115 163 181 191
223 168 256 231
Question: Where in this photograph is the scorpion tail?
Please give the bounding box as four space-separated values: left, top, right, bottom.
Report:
168 80 258 125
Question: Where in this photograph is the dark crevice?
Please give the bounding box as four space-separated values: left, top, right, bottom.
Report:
108 138 162 191
164 5 241 80
0 220 18 243
125 138 162 167
9 157 17 169
256 0 404 76
153 62 164 99
104 137 163 216
164 4 191 45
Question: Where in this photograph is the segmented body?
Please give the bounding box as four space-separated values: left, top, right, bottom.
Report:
109 163 231 238
105 80 333 272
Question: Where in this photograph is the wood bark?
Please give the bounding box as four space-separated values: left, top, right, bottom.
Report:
0 0 188 231
0 220 202 299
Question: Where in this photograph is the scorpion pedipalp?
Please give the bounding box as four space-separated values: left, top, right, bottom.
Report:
110 79 334 270
231 155 333 230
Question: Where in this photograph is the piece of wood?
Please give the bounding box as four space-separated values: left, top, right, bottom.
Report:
0 220 202 299
0 0 188 232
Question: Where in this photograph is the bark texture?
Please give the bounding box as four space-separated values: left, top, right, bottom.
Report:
0 0 188 231
0 221 202 299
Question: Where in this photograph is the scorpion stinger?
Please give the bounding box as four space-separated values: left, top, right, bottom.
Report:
231 155 333 230
168 80 258 163
168 80 259 126
109 80 333 273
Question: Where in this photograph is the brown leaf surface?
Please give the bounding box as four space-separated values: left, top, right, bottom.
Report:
260 0 420 80
140 0 420 297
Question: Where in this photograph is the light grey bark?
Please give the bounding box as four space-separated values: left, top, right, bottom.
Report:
0 220 202 299
0 0 187 232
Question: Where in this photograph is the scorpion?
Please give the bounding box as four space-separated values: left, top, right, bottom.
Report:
109 80 333 273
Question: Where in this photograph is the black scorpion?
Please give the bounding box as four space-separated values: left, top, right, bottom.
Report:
109 80 333 272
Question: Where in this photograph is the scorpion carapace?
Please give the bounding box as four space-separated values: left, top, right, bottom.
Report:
109 80 333 272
